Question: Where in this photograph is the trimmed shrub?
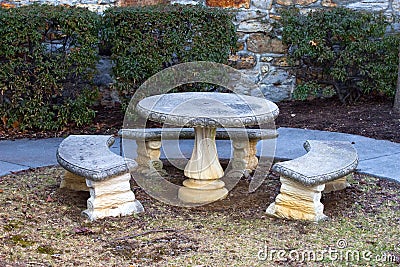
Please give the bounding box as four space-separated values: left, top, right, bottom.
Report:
103 4 237 108
0 4 100 130
279 7 400 103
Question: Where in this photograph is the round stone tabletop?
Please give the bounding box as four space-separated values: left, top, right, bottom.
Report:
136 92 279 127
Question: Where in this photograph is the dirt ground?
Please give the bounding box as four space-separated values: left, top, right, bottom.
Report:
0 164 400 266
1 95 399 143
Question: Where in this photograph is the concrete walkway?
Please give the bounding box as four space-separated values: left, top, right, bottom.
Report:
1 127 399 182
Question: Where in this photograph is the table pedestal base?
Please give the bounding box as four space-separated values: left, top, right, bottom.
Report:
178 187 228 204
184 127 224 180
181 127 227 203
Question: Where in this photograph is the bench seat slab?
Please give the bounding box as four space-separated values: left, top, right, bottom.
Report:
83 173 144 221
266 177 328 222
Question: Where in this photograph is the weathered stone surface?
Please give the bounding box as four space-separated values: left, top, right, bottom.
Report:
136 92 279 128
272 56 291 67
119 0 169 7
321 0 337 7
276 0 318 6
232 139 259 173
266 176 327 222
261 69 291 85
235 10 268 23
259 84 292 102
252 0 273 10
261 56 274 62
247 33 285 53
237 21 273 33
178 186 229 203
83 173 144 221
57 135 136 181
228 54 257 69
206 0 250 8
345 1 389 12
170 0 200 4
272 140 359 186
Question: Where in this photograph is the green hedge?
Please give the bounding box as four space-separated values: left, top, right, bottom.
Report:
0 4 100 130
103 4 237 108
280 7 399 103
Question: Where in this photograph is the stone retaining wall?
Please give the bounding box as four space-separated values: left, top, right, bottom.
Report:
1 0 399 103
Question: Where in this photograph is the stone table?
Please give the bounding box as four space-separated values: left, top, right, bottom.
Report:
136 92 279 203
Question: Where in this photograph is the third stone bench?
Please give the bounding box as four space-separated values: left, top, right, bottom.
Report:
266 140 358 222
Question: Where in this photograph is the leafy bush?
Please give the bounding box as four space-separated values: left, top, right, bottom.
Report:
0 4 100 130
103 4 237 107
280 7 400 103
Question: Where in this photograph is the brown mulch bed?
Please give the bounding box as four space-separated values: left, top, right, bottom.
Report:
1 95 399 143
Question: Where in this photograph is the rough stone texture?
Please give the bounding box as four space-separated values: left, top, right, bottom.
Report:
247 34 285 54
235 10 268 23
83 173 144 221
344 1 390 12
321 0 337 7
260 84 293 102
206 0 250 8
178 186 229 203
266 176 327 222
237 21 273 33
228 54 257 69
119 0 169 7
252 0 273 10
276 0 318 6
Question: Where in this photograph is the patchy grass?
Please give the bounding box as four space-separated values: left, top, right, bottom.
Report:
0 165 399 266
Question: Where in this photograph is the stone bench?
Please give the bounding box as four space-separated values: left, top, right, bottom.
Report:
266 140 358 222
56 135 144 221
119 128 278 175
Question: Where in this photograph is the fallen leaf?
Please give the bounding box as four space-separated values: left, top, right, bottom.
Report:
73 227 94 235
46 195 55 202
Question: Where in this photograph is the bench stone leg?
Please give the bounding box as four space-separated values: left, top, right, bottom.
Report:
266 176 328 222
82 173 144 221
232 139 259 176
136 140 166 175
60 171 89 191
324 175 351 193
